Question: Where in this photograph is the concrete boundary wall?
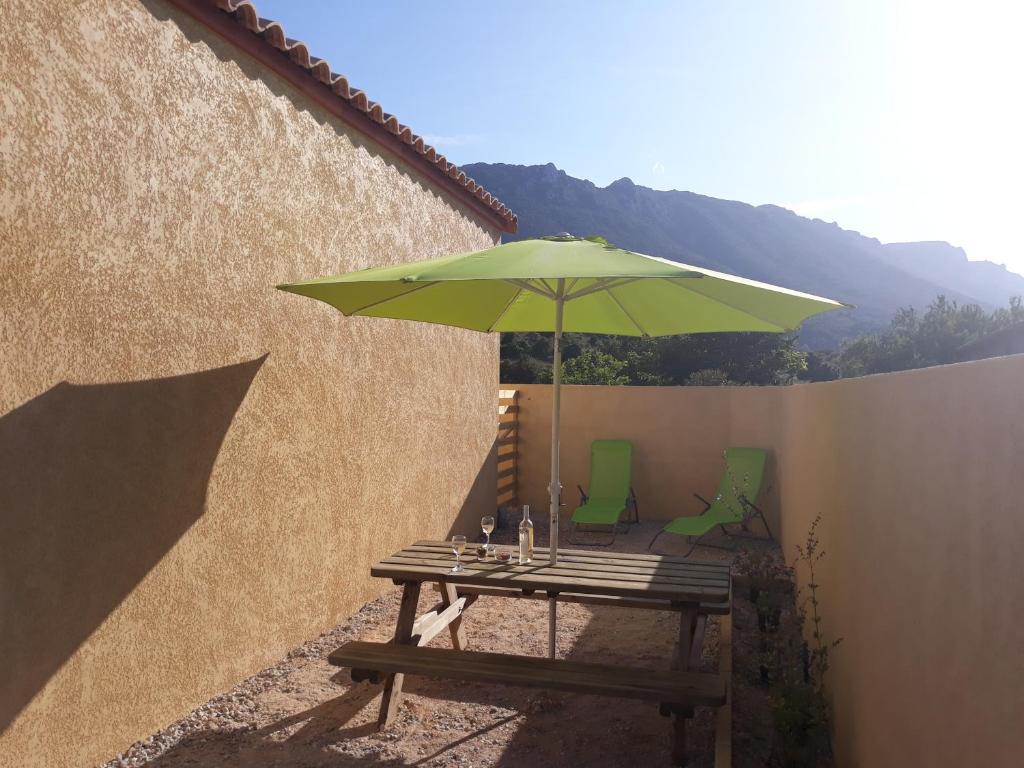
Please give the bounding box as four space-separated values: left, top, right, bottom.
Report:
509 354 1024 767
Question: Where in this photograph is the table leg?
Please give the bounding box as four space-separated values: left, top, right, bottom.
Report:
439 582 468 650
548 597 557 659
670 603 699 766
377 580 421 729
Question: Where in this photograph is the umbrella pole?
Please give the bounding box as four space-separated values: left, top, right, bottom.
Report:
548 280 565 659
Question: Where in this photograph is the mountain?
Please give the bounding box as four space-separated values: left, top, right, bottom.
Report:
878 241 1024 308
466 162 1024 348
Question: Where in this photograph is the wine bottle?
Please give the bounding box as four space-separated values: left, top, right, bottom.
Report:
518 505 534 564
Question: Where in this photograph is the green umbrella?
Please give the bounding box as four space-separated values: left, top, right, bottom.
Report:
278 234 848 657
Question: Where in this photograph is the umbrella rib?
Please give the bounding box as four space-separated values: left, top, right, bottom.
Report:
487 285 524 332
507 278 556 299
566 277 641 301
658 277 786 330
348 281 437 314
606 287 648 336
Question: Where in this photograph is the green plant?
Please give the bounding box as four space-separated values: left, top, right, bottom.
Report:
735 548 792 603
795 513 843 698
764 513 842 767
558 349 630 385
685 367 734 386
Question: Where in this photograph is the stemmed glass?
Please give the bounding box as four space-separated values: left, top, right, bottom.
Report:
481 516 495 556
450 535 467 573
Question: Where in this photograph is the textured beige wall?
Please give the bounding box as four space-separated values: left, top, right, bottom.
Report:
0 1 498 765
510 355 1024 767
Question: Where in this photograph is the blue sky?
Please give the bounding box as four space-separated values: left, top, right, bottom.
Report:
256 1 1023 276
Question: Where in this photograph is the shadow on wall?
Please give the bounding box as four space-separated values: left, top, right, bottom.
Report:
0 355 266 735
445 439 499 540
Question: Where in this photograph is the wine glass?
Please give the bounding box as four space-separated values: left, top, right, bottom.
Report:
450 535 467 573
481 515 495 555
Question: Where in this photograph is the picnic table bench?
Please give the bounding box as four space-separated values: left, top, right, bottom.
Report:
329 540 731 766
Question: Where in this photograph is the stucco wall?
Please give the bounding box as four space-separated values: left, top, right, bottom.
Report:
0 2 499 765
510 355 1024 767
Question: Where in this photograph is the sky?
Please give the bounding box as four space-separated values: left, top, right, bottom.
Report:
255 0 1024 275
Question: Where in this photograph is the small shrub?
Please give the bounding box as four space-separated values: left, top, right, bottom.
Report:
765 512 842 767
735 548 793 603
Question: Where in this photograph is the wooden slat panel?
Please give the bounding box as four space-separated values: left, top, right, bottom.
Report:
403 544 733 573
413 540 728 571
405 544 729 573
496 386 518 510
331 641 725 706
370 562 728 602
383 554 728 588
437 584 731 615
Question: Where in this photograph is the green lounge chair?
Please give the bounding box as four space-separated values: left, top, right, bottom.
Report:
569 439 639 546
649 447 772 556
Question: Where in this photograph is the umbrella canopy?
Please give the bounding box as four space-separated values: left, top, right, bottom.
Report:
279 235 846 336
278 234 848 658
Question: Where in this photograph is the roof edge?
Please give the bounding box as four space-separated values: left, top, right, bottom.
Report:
166 0 517 233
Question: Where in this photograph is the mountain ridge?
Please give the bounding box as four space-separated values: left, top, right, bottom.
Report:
465 162 1024 348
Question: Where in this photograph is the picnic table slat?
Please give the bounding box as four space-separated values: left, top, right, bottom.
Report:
435 583 732 615
381 555 729 589
331 641 726 706
370 562 728 602
412 540 729 571
396 548 730 581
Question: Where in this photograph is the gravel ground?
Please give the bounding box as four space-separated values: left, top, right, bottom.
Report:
102 522 780 768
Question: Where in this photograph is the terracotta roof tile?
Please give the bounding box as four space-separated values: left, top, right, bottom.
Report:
180 0 517 232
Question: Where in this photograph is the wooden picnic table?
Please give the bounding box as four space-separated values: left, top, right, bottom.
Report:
330 540 731 766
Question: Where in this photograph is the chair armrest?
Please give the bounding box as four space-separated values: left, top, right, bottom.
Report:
693 493 712 511
577 484 589 505
629 487 640 523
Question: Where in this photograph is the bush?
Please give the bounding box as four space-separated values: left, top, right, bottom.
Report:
768 513 842 766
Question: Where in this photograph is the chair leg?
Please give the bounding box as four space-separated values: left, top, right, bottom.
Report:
653 528 736 558
568 521 617 547
652 530 707 557
648 528 665 552
684 530 733 557
726 506 775 543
